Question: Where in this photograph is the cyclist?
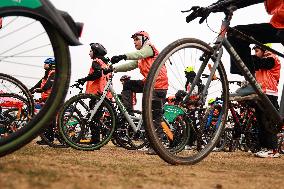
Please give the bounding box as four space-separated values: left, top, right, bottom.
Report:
252 44 281 158
76 42 111 146
184 66 205 105
109 31 168 154
225 0 284 97
30 58 56 145
77 43 112 98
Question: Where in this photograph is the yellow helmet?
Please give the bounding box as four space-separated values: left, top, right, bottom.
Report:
208 98 215 105
264 43 272 48
184 66 194 73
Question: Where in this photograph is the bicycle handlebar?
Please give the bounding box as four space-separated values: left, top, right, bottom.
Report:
183 0 237 24
70 82 83 91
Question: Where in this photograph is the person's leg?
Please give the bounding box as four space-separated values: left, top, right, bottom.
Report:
147 89 167 155
262 95 279 150
122 80 144 114
255 95 280 157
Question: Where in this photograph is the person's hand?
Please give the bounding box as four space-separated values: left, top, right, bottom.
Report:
111 55 127 64
76 78 86 85
103 66 113 75
186 6 209 24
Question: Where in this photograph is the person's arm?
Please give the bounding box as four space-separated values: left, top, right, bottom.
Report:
217 0 264 9
252 55 275 70
113 45 154 72
125 45 154 60
232 0 264 9
113 60 138 72
82 61 103 81
29 79 42 92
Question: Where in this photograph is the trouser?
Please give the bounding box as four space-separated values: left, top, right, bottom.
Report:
41 99 55 141
42 118 56 141
255 95 279 150
122 80 167 135
227 23 283 75
122 80 144 114
89 99 103 143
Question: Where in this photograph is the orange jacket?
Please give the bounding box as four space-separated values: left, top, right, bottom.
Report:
40 70 55 101
265 0 284 28
85 58 112 98
255 52 281 96
137 44 168 90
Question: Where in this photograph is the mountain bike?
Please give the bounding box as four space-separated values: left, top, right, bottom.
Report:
142 0 284 165
0 0 83 156
0 73 34 138
58 67 190 151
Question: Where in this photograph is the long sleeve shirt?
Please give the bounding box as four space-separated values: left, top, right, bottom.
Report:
113 45 154 72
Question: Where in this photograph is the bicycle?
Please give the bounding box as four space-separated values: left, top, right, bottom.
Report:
142 0 284 165
0 0 83 156
58 65 190 151
0 73 34 138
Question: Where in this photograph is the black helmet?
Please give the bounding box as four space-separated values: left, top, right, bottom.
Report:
90 43 107 57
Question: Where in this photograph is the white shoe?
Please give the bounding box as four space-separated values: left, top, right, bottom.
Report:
255 150 280 158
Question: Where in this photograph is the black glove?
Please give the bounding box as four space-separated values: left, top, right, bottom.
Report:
76 78 86 85
111 55 127 64
103 66 113 75
186 6 210 24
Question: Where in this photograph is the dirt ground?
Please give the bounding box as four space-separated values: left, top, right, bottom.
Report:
0 140 283 189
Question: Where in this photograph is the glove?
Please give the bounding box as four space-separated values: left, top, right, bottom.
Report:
76 78 86 85
103 66 113 75
186 6 209 24
111 55 127 64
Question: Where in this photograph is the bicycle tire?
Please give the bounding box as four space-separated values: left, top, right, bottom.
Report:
0 73 34 115
0 14 71 156
143 38 229 165
58 94 116 151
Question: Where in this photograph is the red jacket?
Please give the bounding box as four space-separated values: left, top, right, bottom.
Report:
137 44 168 90
86 58 112 98
40 70 55 101
255 51 281 96
265 0 284 28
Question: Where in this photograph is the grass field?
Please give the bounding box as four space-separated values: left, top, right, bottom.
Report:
0 140 283 189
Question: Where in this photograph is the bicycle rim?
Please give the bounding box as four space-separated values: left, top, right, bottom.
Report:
143 38 229 165
59 94 116 151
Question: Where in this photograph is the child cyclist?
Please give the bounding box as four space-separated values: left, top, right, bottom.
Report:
76 42 111 145
109 31 168 154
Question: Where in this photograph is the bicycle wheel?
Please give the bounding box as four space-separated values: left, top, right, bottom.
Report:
0 14 71 156
0 93 33 135
143 38 229 165
0 73 34 114
58 94 116 151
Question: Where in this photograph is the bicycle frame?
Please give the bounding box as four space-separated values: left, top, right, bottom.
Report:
88 74 143 133
188 8 284 129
